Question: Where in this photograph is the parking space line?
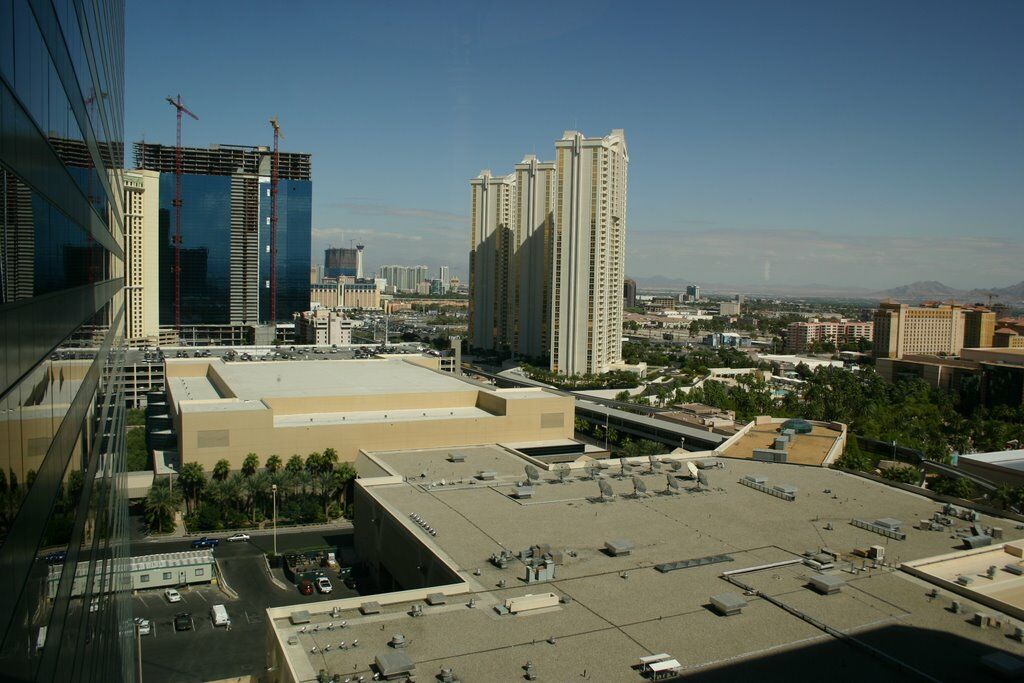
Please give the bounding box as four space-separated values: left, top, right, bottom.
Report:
194 591 209 603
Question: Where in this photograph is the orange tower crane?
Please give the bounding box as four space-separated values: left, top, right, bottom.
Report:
165 95 198 329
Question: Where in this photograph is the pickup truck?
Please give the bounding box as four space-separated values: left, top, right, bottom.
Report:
190 537 220 549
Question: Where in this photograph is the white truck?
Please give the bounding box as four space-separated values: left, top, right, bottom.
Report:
211 604 229 627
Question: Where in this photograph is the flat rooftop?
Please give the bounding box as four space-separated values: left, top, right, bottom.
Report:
720 421 843 466
271 447 1024 682
203 358 476 400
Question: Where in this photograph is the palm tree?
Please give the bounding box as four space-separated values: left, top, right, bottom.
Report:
178 462 206 514
144 481 180 533
244 472 270 523
322 448 338 472
305 452 323 495
212 459 231 482
265 454 282 474
285 455 305 496
324 462 356 519
241 453 260 477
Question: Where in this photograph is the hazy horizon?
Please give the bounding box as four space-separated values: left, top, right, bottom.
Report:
126 1 1023 289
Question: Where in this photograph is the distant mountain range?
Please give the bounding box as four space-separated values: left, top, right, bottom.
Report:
632 275 1024 305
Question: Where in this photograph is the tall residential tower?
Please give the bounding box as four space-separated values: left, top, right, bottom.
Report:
550 129 629 375
468 170 515 350
513 155 556 359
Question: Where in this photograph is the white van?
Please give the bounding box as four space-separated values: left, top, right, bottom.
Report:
211 604 229 627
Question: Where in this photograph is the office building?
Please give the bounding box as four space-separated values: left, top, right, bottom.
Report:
123 170 160 343
163 357 573 469
785 320 874 353
963 308 996 348
876 348 1024 407
550 129 629 375
623 278 637 308
872 301 965 359
719 300 742 316
438 265 450 293
685 284 701 301
468 171 516 350
324 244 364 279
0 1 134 679
133 141 312 326
293 308 359 346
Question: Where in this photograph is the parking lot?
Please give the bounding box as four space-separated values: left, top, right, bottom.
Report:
135 533 360 682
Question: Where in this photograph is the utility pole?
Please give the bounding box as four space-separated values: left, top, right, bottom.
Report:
165 95 198 330
269 117 283 323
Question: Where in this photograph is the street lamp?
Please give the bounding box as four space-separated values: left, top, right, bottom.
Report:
271 483 278 557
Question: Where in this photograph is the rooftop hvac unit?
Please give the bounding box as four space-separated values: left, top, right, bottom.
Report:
604 539 634 557
710 593 747 616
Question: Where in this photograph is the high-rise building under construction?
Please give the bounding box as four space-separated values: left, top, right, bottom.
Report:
133 142 312 325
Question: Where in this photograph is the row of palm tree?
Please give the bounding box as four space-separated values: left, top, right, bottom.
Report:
144 449 357 533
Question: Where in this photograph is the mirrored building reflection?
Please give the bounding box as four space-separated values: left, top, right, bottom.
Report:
1 0 132 680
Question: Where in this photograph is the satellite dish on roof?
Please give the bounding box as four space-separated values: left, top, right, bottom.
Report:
585 463 600 479
525 465 541 484
598 478 615 501
666 473 680 492
648 455 661 471
670 461 683 472
697 471 709 489
632 475 648 497
619 458 633 476
686 461 700 480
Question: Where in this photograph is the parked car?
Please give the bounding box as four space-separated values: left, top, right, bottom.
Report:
342 575 357 590
226 533 250 543
164 588 182 603
173 613 192 632
298 580 314 596
190 536 219 549
210 604 229 627
315 577 333 594
134 617 152 636
42 550 67 564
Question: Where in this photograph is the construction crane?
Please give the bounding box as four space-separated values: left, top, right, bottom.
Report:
165 94 198 330
269 116 283 322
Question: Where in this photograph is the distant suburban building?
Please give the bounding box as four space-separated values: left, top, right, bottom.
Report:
718 300 741 316
963 308 996 348
293 308 359 345
379 264 429 293
785 320 873 353
876 347 1024 407
684 284 701 302
872 300 965 359
623 278 637 308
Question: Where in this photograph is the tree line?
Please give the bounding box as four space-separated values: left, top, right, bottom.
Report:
145 449 356 534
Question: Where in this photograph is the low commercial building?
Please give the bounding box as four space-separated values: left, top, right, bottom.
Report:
164 357 573 471
957 450 1024 487
266 444 1023 683
293 308 359 346
784 320 873 353
876 348 1024 407
47 550 214 598
873 300 965 359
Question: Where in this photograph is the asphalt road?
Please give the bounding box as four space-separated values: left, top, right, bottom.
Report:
135 532 359 682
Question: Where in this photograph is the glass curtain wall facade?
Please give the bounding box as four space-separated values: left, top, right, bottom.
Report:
0 0 131 681
157 173 232 325
259 178 311 322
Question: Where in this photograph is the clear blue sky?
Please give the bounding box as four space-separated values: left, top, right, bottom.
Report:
126 1 1024 290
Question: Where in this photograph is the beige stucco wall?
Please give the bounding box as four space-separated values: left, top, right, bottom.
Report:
167 361 574 472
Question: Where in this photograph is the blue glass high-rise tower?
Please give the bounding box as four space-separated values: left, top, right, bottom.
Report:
134 142 312 328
